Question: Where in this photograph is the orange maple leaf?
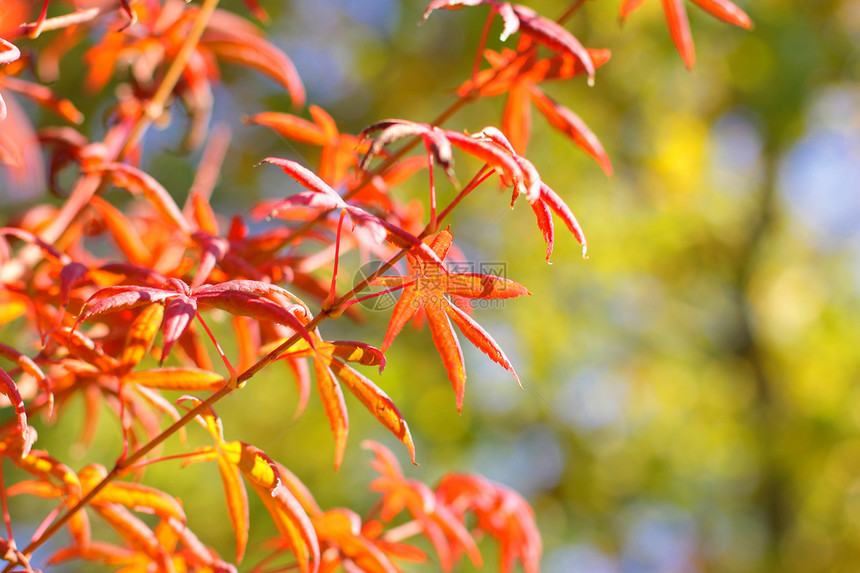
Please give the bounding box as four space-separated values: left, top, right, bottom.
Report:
372 228 528 412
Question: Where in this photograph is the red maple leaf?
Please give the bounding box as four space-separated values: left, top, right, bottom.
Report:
372 228 527 412
75 277 312 366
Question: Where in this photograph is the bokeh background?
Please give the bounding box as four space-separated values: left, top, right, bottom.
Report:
3 0 860 571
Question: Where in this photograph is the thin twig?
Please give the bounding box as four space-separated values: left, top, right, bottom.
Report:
121 0 221 157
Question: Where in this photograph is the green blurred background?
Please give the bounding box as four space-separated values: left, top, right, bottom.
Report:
4 0 860 571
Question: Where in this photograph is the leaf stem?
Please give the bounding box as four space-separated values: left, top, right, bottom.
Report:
124 450 204 471
339 279 415 310
434 166 493 229
557 0 588 24
472 10 496 83
195 310 237 376
321 210 348 313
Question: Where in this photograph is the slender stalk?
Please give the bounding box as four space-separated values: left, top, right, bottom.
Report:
435 166 493 228
124 450 209 471
121 0 221 157
340 279 415 310
119 385 230 466
249 548 300 573
31 0 57 38
185 122 232 210
472 11 496 82
558 0 588 24
196 310 237 376
27 505 61 549
321 210 348 312
11 6 101 39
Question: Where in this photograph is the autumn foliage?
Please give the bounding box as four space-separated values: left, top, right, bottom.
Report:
0 0 750 571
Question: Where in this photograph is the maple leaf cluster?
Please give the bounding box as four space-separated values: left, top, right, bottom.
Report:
0 0 751 571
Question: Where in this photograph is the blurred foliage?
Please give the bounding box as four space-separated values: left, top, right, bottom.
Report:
3 0 860 571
